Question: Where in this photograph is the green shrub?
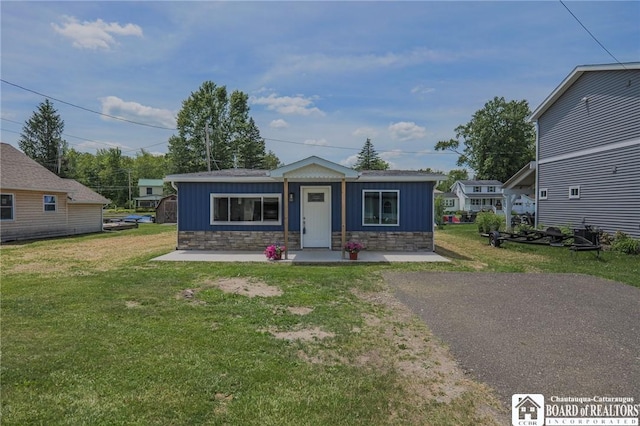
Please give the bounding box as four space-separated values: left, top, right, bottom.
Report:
611 231 640 255
475 211 503 233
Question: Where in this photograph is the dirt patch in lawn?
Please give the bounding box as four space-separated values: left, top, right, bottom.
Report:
204 277 283 298
269 327 335 342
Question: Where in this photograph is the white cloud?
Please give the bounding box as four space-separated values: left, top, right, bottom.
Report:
388 121 427 141
52 16 143 50
270 119 289 129
99 96 176 128
251 93 324 116
411 85 436 96
340 154 359 168
263 48 470 81
352 127 378 138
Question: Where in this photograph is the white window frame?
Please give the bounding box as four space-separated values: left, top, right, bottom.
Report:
470 199 481 206
362 190 400 226
43 195 57 212
568 186 580 200
487 186 496 193
473 186 481 193
1 193 15 221
210 193 281 225
443 199 455 208
539 188 548 200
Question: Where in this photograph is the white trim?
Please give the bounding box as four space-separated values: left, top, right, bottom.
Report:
1 193 15 221
539 188 548 200
362 189 400 227
210 193 282 225
43 194 57 212
568 186 580 200
530 63 640 121
538 138 640 165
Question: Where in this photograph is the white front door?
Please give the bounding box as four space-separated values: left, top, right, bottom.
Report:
301 186 331 248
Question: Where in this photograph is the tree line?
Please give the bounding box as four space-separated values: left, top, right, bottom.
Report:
18 83 534 208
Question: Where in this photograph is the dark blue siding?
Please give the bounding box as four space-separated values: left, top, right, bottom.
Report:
177 180 434 233
177 182 284 231
346 181 433 232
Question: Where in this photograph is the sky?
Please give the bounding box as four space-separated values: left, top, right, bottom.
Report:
1 1 639 172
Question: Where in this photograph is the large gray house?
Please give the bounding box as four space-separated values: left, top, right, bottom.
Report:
530 63 640 239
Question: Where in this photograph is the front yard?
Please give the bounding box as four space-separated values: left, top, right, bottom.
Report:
1 224 637 425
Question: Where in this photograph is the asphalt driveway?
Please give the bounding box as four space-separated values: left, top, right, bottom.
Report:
383 272 640 406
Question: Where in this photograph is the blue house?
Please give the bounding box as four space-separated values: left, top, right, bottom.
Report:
164 156 443 256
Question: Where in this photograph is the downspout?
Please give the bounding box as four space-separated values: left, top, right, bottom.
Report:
534 121 540 228
171 180 179 250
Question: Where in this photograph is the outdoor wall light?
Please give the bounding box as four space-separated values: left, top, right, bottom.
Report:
289 192 295 203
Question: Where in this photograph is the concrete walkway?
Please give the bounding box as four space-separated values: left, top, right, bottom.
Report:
152 250 449 264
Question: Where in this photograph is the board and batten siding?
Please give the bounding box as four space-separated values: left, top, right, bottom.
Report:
0 189 69 242
538 70 640 159
536 68 640 239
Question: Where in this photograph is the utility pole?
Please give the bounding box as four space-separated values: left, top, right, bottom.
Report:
205 123 211 172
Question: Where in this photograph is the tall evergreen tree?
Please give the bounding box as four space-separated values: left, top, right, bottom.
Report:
353 138 389 171
19 99 69 176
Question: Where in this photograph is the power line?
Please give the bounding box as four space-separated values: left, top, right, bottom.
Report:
559 0 626 68
0 79 178 131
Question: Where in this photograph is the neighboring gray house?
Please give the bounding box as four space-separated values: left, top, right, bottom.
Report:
530 63 640 238
0 143 110 242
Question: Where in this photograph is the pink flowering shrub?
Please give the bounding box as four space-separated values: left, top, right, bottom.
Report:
264 244 285 260
344 241 364 253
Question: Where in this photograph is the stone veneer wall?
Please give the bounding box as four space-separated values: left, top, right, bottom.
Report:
331 231 433 251
178 230 433 251
178 230 300 251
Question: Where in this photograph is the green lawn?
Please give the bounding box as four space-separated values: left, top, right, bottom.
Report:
1 224 637 425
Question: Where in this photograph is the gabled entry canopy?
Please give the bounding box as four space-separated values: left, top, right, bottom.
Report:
269 156 359 181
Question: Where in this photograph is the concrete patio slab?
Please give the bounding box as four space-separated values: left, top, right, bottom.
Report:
152 250 450 264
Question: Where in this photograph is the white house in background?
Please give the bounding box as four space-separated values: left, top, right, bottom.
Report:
0 143 110 242
441 191 459 213
450 180 504 213
530 62 640 238
135 179 164 208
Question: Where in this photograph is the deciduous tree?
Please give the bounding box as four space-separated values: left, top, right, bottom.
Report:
434 97 535 182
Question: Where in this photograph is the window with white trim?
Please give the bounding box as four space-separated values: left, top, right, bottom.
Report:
539 188 548 200
488 186 496 193
443 199 455 207
473 186 481 193
363 190 399 225
43 195 57 212
1 194 14 220
569 186 580 199
211 194 281 225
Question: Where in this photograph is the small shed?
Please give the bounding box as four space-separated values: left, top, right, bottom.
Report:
155 194 177 224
